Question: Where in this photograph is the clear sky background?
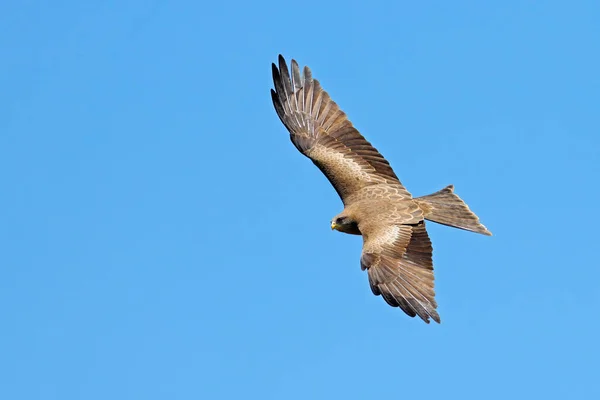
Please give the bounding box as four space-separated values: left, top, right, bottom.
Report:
1 1 599 399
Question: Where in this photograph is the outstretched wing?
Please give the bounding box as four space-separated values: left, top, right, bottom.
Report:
271 55 411 204
360 221 440 323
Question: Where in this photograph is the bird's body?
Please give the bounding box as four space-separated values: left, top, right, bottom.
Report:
271 55 491 323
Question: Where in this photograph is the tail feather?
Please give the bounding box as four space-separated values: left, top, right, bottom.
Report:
415 185 492 236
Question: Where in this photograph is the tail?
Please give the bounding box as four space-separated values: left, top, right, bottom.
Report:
415 185 492 236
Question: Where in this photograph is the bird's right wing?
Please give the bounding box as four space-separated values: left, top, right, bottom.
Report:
271 55 411 204
360 221 440 324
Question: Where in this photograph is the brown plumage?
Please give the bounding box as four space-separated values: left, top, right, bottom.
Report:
271 55 491 324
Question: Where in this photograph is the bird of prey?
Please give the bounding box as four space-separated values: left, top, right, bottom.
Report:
270 55 491 323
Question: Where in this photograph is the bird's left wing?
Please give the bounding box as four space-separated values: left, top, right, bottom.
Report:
360 221 440 323
271 55 411 205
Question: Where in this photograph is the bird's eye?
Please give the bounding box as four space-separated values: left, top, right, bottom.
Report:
336 217 345 224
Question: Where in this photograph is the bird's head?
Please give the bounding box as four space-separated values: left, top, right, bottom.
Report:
331 214 360 235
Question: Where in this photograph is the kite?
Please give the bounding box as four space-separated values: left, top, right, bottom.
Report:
271 55 491 323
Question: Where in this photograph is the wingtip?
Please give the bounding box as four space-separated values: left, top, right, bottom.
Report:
290 59 301 90
427 311 441 324
303 65 312 82
278 55 289 72
479 224 493 236
271 62 280 83
416 313 441 324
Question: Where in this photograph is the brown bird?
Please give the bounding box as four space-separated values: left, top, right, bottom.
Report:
270 55 491 323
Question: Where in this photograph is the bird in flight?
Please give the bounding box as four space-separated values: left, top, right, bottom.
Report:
270 55 491 323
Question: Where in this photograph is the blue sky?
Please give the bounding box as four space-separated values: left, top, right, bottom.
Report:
1 1 599 399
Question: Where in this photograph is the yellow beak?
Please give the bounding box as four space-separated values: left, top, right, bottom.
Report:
331 222 337 230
